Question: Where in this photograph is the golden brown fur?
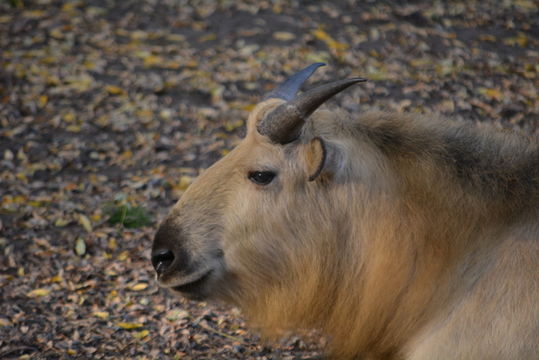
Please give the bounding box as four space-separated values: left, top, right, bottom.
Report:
155 99 539 359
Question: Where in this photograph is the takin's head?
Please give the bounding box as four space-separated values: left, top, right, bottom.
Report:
152 63 370 330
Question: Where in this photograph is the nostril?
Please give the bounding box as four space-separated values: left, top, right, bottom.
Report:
151 249 175 275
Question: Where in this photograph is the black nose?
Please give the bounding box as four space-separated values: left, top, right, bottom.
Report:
151 249 175 275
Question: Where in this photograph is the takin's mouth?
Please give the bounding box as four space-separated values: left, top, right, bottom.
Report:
171 270 213 294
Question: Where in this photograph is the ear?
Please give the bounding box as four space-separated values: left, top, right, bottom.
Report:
304 137 328 182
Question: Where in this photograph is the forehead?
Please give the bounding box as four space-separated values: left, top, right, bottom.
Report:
234 134 285 169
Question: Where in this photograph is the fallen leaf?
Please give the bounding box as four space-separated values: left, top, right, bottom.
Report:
224 119 243 132
93 311 109 319
143 55 164 67
479 87 503 101
78 214 92 232
273 31 295 41
133 329 150 339
108 238 117 250
105 85 125 95
174 176 193 191
50 274 63 283
166 309 190 321
130 283 148 291
27 288 50 297
63 112 76 123
38 95 48 107
117 322 144 330
198 33 216 42
55 218 70 227
75 237 86 256
312 27 349 58
117 250 129 261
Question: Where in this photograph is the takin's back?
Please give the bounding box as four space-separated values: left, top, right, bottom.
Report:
311 109 539 217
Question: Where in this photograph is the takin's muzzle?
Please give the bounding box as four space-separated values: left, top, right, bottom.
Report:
151 220 192 277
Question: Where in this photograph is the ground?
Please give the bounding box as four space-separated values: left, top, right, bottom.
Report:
0 0 538 359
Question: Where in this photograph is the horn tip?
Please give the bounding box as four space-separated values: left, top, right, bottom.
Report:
263 63 327 101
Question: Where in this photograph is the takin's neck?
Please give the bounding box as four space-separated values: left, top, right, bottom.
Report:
310 111 538 358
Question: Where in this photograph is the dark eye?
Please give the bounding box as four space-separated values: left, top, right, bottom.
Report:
248 171 276 185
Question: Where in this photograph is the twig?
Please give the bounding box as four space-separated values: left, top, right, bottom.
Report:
198 321 244 343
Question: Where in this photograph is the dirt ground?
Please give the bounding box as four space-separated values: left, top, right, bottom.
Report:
0 0 537 359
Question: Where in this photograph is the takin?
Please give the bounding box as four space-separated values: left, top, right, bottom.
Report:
152 63 539 360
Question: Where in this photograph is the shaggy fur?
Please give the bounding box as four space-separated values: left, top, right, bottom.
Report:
154 98 538 360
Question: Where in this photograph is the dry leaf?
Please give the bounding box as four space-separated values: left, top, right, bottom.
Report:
105 85 125 95
133 329 150 339
75 237 86 256
198 33 216 42
166 309 189 321
27 288 50 297
93 311 109 319
78 214 92 232
174 176 193 191
117 322 143 330
55 218 70 227
130 283 148 291
50 274 63 283
143 55 164 67
38 95 48 107
479 88 503 101
273 31 295 41
312 28 349 57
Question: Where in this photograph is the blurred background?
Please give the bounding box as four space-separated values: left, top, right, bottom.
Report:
1 0 537 358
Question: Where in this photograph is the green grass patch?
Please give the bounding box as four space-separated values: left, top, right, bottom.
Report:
104 194 153 229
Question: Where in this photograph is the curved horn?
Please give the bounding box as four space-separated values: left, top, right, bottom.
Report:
258 77 367 144
264 62 326 101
